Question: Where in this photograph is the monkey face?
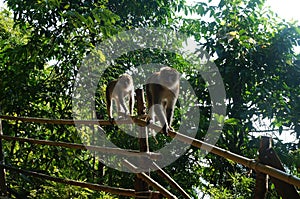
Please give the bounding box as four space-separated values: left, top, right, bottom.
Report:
118 74 133 89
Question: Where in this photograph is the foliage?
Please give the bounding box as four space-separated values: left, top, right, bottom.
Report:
0 0 299 198
203 172 254 199
182 0 300 197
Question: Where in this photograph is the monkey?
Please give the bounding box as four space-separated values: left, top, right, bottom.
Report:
106 74 134 120
145 66 180 135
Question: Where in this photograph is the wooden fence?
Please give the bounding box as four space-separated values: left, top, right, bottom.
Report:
0 90 299 198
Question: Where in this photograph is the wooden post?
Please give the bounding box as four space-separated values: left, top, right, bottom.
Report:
258 137 300 199
254 136 300 199
134 89 151 198
135 89 149 154
254 136 271 199
0 119 7 195
266 148 300 199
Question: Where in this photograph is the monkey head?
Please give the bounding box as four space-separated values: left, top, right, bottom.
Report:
116 74 133 91
158 66 180 89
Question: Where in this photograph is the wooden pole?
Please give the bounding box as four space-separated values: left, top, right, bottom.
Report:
259 137 300 199
134 89 151 198
0 120 7 195
266 148 300 199
135 89 149 154
254 136 271 199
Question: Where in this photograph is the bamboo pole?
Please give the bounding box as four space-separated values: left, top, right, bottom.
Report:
123 160 177 199
166 129 300 188
1 115 300 188
132 119 300 188
0 115 132 125
0 135 161 160
0 163 136 197
152 162 191 199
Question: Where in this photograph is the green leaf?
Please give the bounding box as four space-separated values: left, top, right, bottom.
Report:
225 118 240 125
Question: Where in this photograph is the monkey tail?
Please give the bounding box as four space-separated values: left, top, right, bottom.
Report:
106 83 113 119
105 85 110 103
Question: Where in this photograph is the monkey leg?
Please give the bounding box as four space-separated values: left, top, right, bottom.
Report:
153 104 169 135
106 100 113 119
107 100 114 124
146 97 155 123
119 97 130 116
166 107 175 134
145 105 156 137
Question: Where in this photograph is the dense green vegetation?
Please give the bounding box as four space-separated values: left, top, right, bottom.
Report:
0 0 299 198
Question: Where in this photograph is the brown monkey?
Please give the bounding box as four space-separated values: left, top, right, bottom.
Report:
146 67 180 135
106 74 134 119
